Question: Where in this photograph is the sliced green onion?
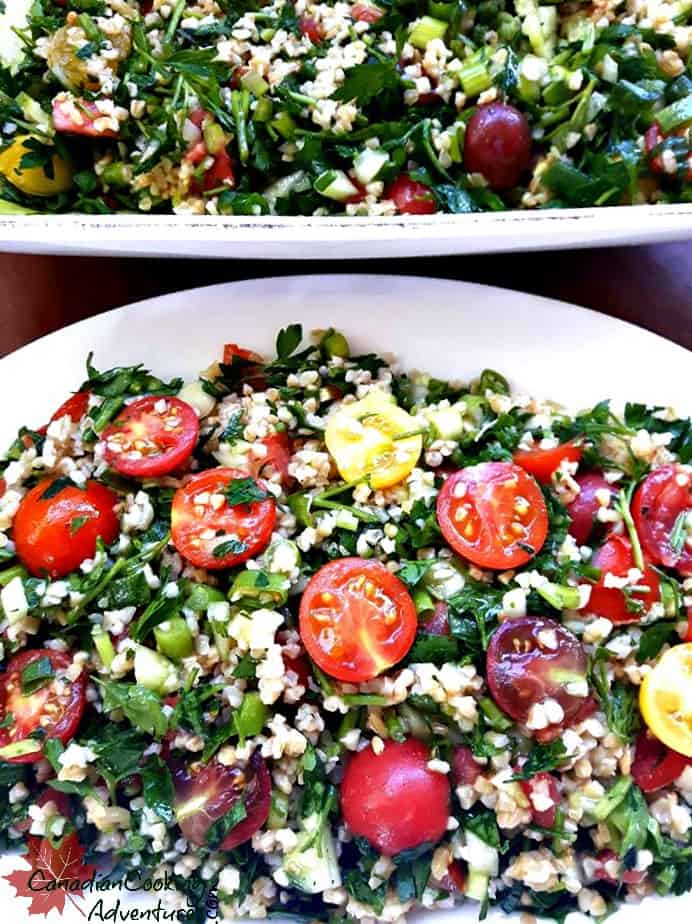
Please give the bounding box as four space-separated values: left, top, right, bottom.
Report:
234 692 268 740
154 616 194 661
657 93 692 133
409 15 447 49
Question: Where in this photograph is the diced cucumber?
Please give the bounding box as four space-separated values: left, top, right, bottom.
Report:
536 582 581 610
409 15 447 48
229 570 289 607
241 71 269 96
334 509 359 531
186 583 225 613
263 170 309 210
264 539 302 575
353 148 389 185
466 869 490 902
423 558 466 600
16 93 52 136
178 381 216 418
658 94 692 133
314 169 360 202
213 438 254 467
154 616 194 661
134 645 179 694
461 830 499 902
426 404 465 440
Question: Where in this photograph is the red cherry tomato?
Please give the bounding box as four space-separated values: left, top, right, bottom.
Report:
452 745 483 785
631 731 692 793
299 558 417 683
520 772 560 828
340 739 450 855
566 472 614 546
443 861 467 892
282 654 311 689
420 601 451 636
49 392 91 426
385 175 436 215
686 605 692 643
171 468 275 570
222 343 267 390
436 462 549 570
513 442 582 485
588 535 661 624
253 431 293 486
592 849 646 886
223 343 263 365
173 752 271 848
632 464 692 576
13 477 119 578
464 102 531 190
486 616 589 737
0 650 87 763
351 2 384 20
299 16 324 42
103 396 199 478
52 97 119 137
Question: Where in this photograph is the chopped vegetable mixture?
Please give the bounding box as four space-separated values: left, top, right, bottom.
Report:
1 326 692 923
0 0 690 216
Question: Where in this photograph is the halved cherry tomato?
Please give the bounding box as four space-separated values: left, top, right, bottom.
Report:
223 343 263 365
591 849 646 886
588 535 660 624
520 772 559 828
632 464 692 576
13 477 119 578
102 396 199 478
0 650 87 763
299 558 417 683
436 462 549 570
253 431 293 486
566 472 613 546
173 751 271 848
299 16 324 42
452 744 483 785
385 175 436 215
52 96 119 138
50 392 91 426
283 654 311 689
351 2 384 20
222 343 267 390
340 738 450 855
513 442 582 484
631 730 692 792
171 468 275 570
486 615 589 738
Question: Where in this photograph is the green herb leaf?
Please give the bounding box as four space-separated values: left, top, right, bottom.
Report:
40 477 76 501
213 538 248 558
100 680 168 738
20 656 54 695
206 798 247 848
70 515 90 536
141 756 175 823
276 324 302 359
636 622 677 663
223 477 269 506
512 740 568 780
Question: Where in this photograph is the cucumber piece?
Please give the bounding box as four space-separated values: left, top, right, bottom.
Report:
229 570 289 608
314 169 360 202
423 558 466 600
0 738 42 760
186 583 225 613
134 645 179 694
92 626 116 669
265 539 302 574
353 148 389 185
178 381 216 418
409 15 447 48
466 869 490 902
426 404 465 440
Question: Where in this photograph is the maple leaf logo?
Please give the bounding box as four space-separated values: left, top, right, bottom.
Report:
4 832 96 918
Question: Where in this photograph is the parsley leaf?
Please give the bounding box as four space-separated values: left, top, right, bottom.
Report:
223 477 269 506
141 756 175 823
100 680 168 738
213 537 248 558
20 656 54 695
333 61 400 106
512 740 568 780
276 323 303 359
206 799 247 848
636 622 677 663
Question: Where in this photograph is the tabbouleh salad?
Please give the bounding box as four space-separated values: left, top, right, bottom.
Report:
0 0 690 217
1 324 692 924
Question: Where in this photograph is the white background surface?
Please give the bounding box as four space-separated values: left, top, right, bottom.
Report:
0 275 690 923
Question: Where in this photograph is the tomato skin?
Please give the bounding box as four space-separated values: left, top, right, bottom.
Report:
632 464 692 576
452 745 483 786
299 16 324 42
0 650 87 763
631 731 692 792
645 123 692 182
436 462 549 570
103 396 199 478
566 472 613 546
520 772 559 828
52 97 119 138
204 148 235 192
173 751 271 848
283 654 311 689
351 2 384 21
340 739 450 856
463 103 532 190
486 615 588 735
253 431 294 486
13 478 119 578
588 536 661 624
299 558 417 683
171 468 276 570
386 175 436 215
50 392 90 426
223 343 263 365
513 442 582 485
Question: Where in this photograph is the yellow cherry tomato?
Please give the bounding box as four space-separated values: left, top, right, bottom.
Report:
640 642 692 757
325 390 423 490
0 135 72 197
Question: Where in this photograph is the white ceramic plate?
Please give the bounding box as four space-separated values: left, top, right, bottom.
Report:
1 206 691 259
0 275 690 924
